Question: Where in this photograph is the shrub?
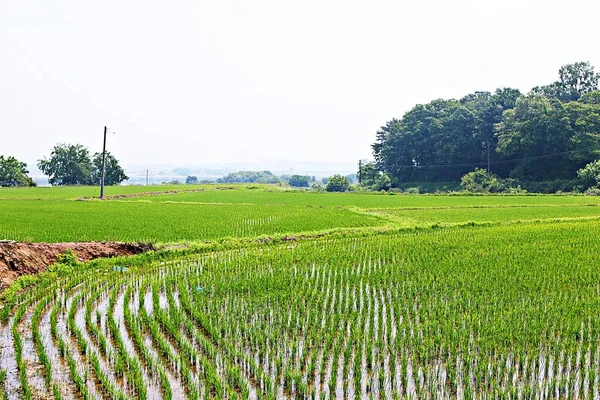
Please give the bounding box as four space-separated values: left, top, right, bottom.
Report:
325 175 350 192
461 169 503 193
578 160 600 190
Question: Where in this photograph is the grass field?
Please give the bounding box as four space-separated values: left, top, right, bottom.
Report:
1 185 600 399
2 184 600 243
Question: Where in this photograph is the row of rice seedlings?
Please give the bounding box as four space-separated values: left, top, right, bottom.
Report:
177 279 268 399
171 222 600 398
50 286 89 398
150 281 204 399
162 277 252 399
67 290 129 400
0 368 7 400
31 296 53 390
105 285 147 399
12 303 31 399
3 219 600 398
123 283 175 399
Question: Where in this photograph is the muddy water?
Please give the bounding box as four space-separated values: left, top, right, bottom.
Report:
158 291 169 310
39 302 76 399
335 354 344 399
0 317 20 400
142 334 186 399
95 294 109 336
20 308 50 398
144 290 153 315
173 290 180 308
114 290 162 399
129 289 140 314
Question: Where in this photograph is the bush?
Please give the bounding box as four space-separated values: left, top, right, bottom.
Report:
585 187 600 196
518 179 579 194
325 175 350 192
56 250 80 267
374 173 392 191
392 182 462 194
311 183 324 192
460 169 503 193
578 160 600 190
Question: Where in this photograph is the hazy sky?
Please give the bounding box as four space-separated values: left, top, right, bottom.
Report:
2 0 600 169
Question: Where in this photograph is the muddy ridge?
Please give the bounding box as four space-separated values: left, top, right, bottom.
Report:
0 241 153 290
77 188 206 200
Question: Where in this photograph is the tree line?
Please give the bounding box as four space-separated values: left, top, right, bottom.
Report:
0 143 128 187
370 62 600 187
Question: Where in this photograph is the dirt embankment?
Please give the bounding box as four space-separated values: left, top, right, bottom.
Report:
0 241 153 290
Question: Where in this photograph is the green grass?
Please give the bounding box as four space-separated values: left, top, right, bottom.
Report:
1 185 600 242
0 184 235 200
117 188 600 208
0 199 385 242
367 204 600 225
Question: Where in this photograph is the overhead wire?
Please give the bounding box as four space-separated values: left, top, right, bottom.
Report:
387 144 599 169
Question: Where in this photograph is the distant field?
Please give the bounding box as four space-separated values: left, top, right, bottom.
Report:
0 184 212 200
368 204 600 225
118 188 600 208
2 185 600 243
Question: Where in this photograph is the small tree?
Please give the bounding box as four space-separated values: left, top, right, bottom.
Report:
38 143 93 185
374 172 392 191
0 156 36 187
578 160 600 189
186 175 199 184
325 174 350 192
91 152 128 185
288 175 310 187
461 168 502 193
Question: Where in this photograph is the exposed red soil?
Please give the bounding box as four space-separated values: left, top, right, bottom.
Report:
0 241 153 290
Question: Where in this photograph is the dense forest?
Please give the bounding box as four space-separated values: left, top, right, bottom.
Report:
371 62 600 186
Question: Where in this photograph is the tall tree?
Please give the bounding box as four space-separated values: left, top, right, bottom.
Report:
558 62 599 101
532 62 599 102
38 144 93 185
372 89 520 183
91 152 129 185
495 94 600 180
0 156 36 187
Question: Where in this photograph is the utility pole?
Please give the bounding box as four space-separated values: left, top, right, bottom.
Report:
487 142 490 174
100 126 107 199
358 159 362 185
146 169 149 186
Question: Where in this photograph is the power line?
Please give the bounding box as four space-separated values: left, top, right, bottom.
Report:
388 145 599 170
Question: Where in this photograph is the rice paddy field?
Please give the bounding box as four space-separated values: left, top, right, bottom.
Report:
1 185 600 399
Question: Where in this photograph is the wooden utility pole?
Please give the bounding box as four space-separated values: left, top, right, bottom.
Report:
358 159 362 185
487 142 490 174
100 126 107 199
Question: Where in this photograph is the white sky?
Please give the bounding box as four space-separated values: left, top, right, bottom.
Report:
2 0 599 168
